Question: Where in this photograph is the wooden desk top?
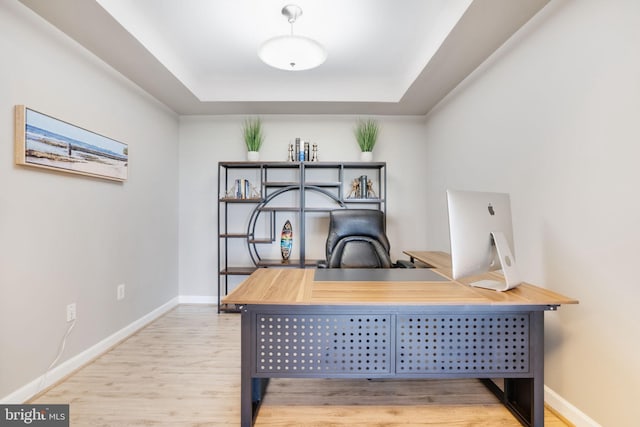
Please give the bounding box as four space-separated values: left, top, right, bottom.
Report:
222 252 578 307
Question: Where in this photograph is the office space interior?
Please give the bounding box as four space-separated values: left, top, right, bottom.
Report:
1 0 638 426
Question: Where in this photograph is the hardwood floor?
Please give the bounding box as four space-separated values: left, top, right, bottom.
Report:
31 305 569 426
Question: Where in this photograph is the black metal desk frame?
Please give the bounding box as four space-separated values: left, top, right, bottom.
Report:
240 303 556 427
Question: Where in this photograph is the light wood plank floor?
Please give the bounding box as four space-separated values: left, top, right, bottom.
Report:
31 305 570 426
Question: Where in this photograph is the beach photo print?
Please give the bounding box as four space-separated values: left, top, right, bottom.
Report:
14 105 128 182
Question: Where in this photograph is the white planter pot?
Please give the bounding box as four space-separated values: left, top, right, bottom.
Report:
360 151 373 162
247 151 259 161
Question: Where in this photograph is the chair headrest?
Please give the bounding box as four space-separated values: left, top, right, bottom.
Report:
326 209 390 256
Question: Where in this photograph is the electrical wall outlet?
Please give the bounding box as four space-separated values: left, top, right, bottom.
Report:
66 303 76 322
117 284 125 301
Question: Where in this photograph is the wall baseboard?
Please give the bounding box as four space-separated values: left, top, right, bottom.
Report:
178 295 216 304
1 297 179 404
545 385 600 427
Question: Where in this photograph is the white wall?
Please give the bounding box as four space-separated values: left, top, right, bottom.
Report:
421 1 640 426
178 115 427 297
0 1 179 398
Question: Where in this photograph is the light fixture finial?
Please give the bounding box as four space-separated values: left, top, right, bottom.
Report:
282 4 302 24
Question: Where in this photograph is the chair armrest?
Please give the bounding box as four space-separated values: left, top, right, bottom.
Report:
394 260 416 268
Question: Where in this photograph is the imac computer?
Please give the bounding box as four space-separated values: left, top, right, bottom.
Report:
446 189 522 291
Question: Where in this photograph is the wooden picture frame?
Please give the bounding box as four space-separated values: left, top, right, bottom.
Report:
14 105 128 182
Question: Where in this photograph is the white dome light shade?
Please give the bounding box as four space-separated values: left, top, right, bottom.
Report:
259 35 327 71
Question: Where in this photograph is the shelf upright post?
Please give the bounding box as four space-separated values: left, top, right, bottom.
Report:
339 164 344 202
299 162 305 267
261 162 266 201
217 162 226 313
382 163 387 229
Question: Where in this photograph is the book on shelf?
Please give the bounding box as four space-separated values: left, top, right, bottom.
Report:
231 178 252 199
304 142 310 161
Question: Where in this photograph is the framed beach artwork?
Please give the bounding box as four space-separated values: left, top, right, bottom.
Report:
14 105 128 182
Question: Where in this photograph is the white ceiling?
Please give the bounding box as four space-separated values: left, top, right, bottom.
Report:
19 0 549 115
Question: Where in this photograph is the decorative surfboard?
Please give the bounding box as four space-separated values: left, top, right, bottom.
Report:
280 220 293 263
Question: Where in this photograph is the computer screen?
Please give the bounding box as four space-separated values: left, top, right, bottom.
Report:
446 189 521 291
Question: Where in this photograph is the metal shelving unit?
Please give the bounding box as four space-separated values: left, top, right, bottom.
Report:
217 161 386 312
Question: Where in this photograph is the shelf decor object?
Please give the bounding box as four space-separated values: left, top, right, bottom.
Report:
354 118 379 162
346 176 377 199
280 220 293 263
242 117 264 161
14 105 128 181
258 4 327 71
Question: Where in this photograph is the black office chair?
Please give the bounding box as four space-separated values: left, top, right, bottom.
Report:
318 209 413 268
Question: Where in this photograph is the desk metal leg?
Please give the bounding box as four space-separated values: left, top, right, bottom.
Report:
482 311 544 427
505 378 534 426
240 310 250 426
240 309 253 427
529 310 545 427
240 307 269 427
241 309 271 427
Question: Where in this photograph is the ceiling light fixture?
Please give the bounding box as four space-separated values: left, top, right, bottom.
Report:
258 4 327 71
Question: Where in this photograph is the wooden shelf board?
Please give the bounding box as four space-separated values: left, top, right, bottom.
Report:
257 207 300 212
220 267 257 275
219 161 298 168
256 259 321 267
304 207 342 213
219 198 263 203
264 182 300 187
344 198 384 203
219 161 386 168
303 161 386 168
219 233 249 238
304 182 341 187
248 238 274 244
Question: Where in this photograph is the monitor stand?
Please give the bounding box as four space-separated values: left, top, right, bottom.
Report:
470 231 522 292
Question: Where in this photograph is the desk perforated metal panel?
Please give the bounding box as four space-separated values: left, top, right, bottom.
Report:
254 311 531 377
256 314 391 374
396 314 530 374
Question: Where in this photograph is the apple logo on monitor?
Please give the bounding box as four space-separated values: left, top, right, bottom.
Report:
488 203 495 216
